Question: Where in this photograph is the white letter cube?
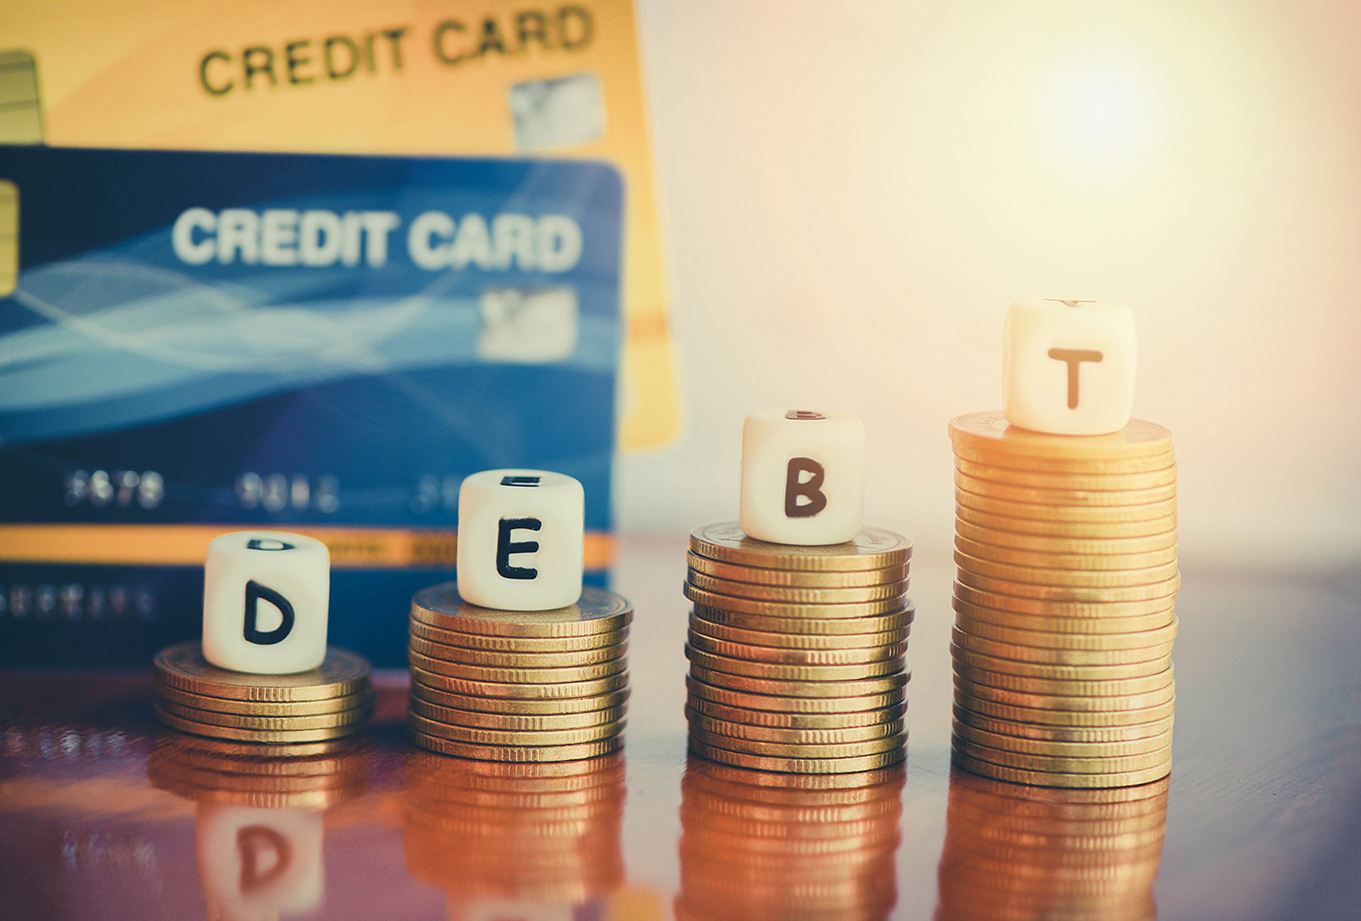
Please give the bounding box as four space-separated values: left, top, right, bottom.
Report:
197 804 323 919
1003 297 1137 435
202 531 330 675
457 469 584 610
740 409 865 545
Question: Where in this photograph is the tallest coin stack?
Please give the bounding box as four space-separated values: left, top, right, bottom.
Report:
948 411 1178 788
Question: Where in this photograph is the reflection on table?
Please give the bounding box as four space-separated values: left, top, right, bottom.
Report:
935 767 1169 921
676 756 905 921
147 730 372 921
403 749 627 921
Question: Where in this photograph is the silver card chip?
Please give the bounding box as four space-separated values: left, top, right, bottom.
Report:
507 73 605 150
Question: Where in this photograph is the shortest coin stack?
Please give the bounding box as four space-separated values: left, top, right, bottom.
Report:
407 583 631 762
684 522 913 774
153 640 375 744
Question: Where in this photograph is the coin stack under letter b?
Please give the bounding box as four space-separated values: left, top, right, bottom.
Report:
684 523 913 774
949 411 1177 787
407 584 631 761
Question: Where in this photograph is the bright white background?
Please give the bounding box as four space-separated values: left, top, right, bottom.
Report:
617 0 1361 570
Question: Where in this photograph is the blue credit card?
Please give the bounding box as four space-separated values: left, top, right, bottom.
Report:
0 147 624 667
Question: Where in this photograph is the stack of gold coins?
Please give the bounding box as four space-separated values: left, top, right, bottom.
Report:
683 522 913 774
949 411 1177 788
936 769 1169 921
403 750 625 906
407 583 630 761
148 732 372 808
675 759 905 921
153 641 375 744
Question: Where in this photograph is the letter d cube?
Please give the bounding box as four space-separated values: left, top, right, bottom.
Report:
197 804 323 919
1003 297 1137 435
457 469 584 611
203 531 329 675
740 409 865 545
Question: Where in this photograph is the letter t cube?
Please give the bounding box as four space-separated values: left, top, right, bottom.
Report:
1003 297 1137 435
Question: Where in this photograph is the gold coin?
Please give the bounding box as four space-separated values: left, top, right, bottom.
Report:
409 662 629 699
953 584 1176 621
688 711 905 745
407 633 627 669
691 602 914 634
955 611 1179 650
690 522 912 572
956 535 1178 572
688 631 907 667
407 618 627 652
407 726 624 761
685 583 908 619
955 676 1175 711
410 583 632 638
685 755 906 792
152 730 371 766
949 412 1173 460
953 659 1173 694
405 746 625 780
953 456 1177 490
953 736 1172 774
953 720 1172 758
955 549 1179 587
952 442 1175 477
689 724 905 759
957 488 1177 524
686 675 904 714
955 517 1177 555
955 470 1177 507
153 641 371 702
688 552 909 589
153 681 375 716
953 692 1176 726
410 679 629 715
689 738 906 775
409 696 626 731
955 568 1179 603
689 613 906 650
149 761 364 795
687 645 905 682
689 663 909 697
154 704 367 743
408 646 626 684
687 570 906 604
951 637 1174 672
955 502 1176 538
407 711 624 747
154 781 367 810
156 698 374 730
953 705 1173 744
685 696 903 730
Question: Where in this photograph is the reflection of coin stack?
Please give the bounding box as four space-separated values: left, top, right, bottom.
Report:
148 732 372 808
403 750 626 907
153 641 375 744
407 584 631 761
936 769 1169 921
684 522 913 774
949 412 1177 787
675 759 905 921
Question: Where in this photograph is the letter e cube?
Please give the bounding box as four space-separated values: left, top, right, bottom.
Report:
457 469 584 610
1003 297 1137 435
202 531 330 675
740 409 865 545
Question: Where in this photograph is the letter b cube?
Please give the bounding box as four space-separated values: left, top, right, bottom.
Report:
457 469 584 610
1003 297 1137 435
740 409 865 545
203 531 330 675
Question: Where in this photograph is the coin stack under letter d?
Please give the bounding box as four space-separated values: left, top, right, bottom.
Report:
949 411 1177 787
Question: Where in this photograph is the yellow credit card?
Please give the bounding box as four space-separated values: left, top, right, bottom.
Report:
1 0 678 449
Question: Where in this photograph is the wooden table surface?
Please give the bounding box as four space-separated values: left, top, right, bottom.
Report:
3 535 1359 921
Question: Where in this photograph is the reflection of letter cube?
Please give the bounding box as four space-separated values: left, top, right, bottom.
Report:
203 531 329 675
1003 297 1137 435
197 804 324 919
457 469 584 611
740 409 865 546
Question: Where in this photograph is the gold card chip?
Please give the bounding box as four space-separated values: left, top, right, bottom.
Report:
0 180 16 296
0 50 43 145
